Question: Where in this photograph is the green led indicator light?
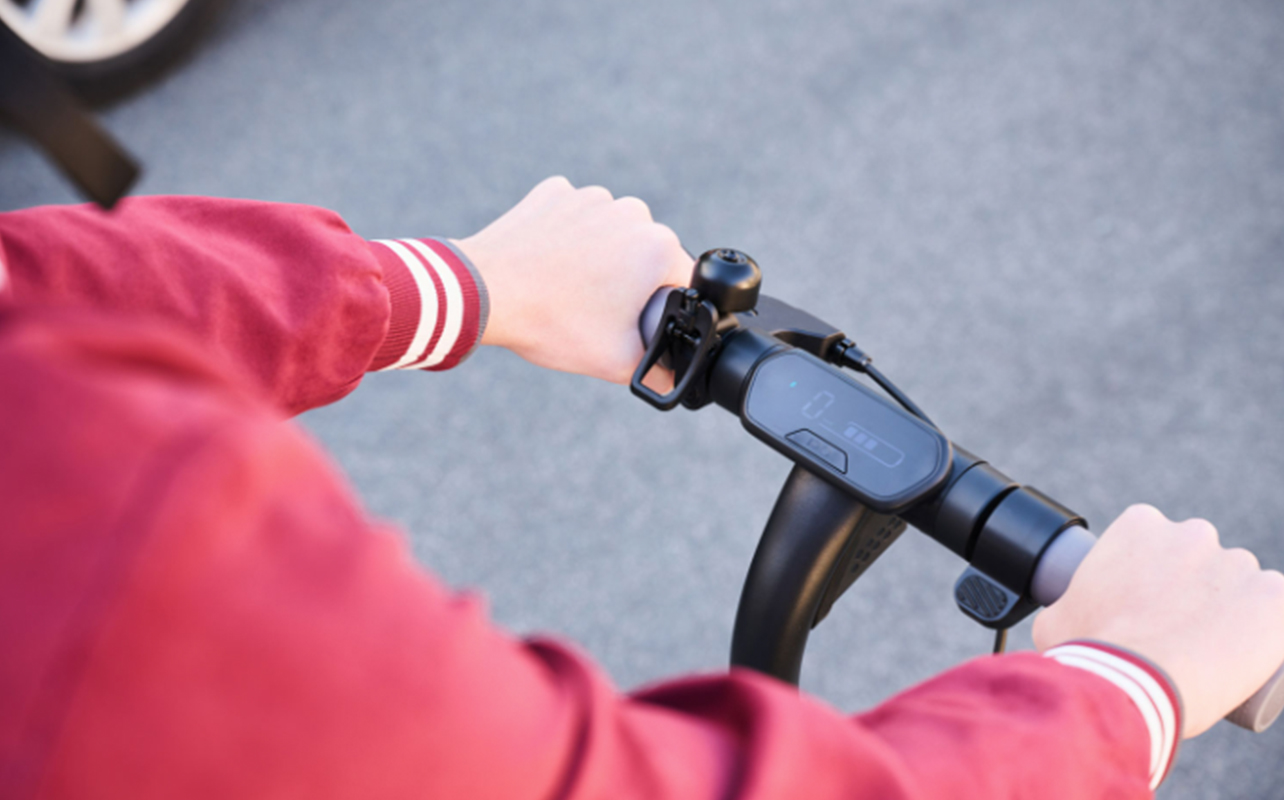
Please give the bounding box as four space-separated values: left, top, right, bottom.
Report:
789 381 797 388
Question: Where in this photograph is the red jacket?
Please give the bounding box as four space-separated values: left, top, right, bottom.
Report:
0 197 1176 799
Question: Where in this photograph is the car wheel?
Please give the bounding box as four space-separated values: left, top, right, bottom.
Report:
0 0 223 103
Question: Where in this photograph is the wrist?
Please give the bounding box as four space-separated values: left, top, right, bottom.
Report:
448 235 508 350
1044 640 1183 790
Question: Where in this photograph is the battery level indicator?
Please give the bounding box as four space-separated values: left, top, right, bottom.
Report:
841 423 905 467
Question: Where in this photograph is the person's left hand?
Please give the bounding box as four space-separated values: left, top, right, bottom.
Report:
453 176 692 384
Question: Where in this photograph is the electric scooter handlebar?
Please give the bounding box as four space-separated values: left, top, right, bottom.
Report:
633 249 1284 733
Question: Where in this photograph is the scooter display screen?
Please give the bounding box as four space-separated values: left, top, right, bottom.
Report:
742 350 952 511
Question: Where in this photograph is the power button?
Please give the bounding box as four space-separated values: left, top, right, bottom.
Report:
786 429 848 473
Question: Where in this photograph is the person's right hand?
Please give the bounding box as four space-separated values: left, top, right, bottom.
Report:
453 176 692 385
1032 504 1284 738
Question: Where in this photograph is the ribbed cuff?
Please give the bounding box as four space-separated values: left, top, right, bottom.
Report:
366 238 489 372
1045 640 1183 790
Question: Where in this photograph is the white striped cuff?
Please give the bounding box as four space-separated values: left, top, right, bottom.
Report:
368 238 487 372
1045 641 1182 790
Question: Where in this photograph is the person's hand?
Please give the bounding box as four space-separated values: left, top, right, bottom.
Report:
453 176 692 384
1032 504 1284 737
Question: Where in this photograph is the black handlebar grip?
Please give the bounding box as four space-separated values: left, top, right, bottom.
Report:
639 288 674 348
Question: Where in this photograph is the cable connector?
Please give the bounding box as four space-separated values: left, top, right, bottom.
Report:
831 338 873 372
829 338 935 427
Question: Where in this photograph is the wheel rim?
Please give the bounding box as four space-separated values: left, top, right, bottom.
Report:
0 0 193 64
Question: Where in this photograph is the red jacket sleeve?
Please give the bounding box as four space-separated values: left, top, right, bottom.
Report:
0 197 487 415
0 305 1160 800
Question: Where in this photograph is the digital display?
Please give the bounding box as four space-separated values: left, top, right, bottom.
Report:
800 388 905 468
742 350 951 510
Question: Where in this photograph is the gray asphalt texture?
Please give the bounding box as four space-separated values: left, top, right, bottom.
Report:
3 0 1283 796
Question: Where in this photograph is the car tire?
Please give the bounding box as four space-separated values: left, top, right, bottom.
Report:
0 0 225 105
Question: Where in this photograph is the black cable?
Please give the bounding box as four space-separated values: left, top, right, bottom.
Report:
993 628 1009 655
864 363 935 427
832 339 936 428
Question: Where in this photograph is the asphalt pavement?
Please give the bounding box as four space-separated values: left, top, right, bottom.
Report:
3 0 1282 796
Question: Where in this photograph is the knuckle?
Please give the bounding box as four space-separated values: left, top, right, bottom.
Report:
579 185 614 204
1109 504 1166 541
538 175 574 193
1124 503 1165 522
1225 547 1262 572
1261 569 1284 599
614 195 654 221
1179 517 1221 547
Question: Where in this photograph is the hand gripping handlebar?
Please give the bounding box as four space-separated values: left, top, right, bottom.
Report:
1032 526 1284 732
632 248 1284 733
